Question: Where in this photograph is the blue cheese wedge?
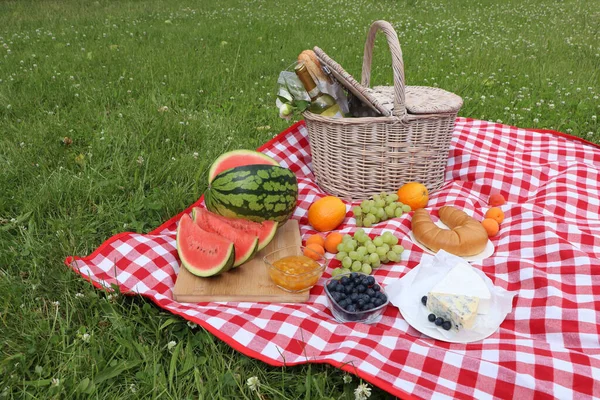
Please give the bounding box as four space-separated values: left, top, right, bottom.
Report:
427 292 479 330
430 263 491 315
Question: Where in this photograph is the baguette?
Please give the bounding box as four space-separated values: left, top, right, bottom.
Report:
411 206 488 257
298 50 331 84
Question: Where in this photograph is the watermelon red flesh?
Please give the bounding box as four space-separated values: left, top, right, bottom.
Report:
193 208 259 267
176 214 235 277
193 207 277 252
208 149 279 184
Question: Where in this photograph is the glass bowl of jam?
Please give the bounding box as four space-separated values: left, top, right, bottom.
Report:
264 246 327 293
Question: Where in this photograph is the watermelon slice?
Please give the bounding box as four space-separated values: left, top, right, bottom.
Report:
193 207 277 252
193 208 259 268
208 149 279 184
176 214 235 277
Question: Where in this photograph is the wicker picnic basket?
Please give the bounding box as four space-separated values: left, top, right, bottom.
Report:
304 20 463 200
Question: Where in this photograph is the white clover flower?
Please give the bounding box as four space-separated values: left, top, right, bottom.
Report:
158 106 169 113
533 118 539 123
137 156 144 165
52 301 60 307
193 152 199 159
129 384 137 393
343 374 352 384
75 293 84 298
354 383 371 400
246 376 260 391
51 378 60 387
81 333 90 343
187 321 198 329
167 341 177 351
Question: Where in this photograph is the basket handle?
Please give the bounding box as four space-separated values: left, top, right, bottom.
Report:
360 20 406 118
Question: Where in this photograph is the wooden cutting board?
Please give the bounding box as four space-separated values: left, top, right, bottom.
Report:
172 219 310 303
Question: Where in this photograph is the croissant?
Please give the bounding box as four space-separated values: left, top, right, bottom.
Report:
411 206 488 257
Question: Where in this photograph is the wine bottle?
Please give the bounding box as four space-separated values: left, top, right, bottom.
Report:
294 63 343 118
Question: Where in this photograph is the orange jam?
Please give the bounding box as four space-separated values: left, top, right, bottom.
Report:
269 255 323 292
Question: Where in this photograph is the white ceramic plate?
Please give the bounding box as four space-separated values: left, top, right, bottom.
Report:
408 220 495 262
387 256 516 344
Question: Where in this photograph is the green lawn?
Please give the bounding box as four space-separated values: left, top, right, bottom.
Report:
0 0 598 398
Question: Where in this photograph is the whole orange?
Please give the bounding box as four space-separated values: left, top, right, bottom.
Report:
397 182 429 210
489 193 506 207
305 234 325 248
307 196 346 232
481 218 499 237
304 243 325 260
324 232 344 254
485 207 504 224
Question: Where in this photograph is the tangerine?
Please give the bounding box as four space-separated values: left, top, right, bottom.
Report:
305 234 325 248
397 182 429 210
307 196 346 232
324 232 344 254
304 243 325 260
485 207 505 224
481 218 499 237
489 193 506 206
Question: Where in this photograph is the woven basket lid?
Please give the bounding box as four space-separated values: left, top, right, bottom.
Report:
314 46 463 116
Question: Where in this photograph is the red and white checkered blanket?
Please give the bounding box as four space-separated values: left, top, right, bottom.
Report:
66 118 600 399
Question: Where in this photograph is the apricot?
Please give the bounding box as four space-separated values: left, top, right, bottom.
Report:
485 207 505 224
305 234 325 248
304 243 325 260
489 193 506 206
481 218 499 237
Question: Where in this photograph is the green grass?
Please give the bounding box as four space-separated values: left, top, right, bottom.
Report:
0 0 598 398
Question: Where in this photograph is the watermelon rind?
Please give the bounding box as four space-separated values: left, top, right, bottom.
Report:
192 207 259 268
205 164 298 224
208 149 279 184
193 207 278 252
176 214 235 277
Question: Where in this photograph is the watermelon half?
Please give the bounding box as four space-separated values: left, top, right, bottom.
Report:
193 207 277 252
193 207 259 268
176 214 235 277
205 164 298 224
208 149 279 184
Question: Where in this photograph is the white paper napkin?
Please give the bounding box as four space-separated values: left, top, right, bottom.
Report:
387 250 517 343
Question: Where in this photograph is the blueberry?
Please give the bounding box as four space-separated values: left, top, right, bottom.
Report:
346 284 354 292
373 298 383 307
366 288 375 297
442 321 452 331
350 272 358 280
350 293 359 302
357 299 366 308
331 292 340 302
421 295 427 306
340 276 350 285
366 276 375 286
338 299 348 308
365 302 375 310
338 292 346 300
346 304 356 312
372 284 381 292
434 317 444 326
428 313 436 322
356 284 366 293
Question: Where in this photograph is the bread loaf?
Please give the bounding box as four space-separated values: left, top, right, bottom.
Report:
411 206 488 257
297 50 331 84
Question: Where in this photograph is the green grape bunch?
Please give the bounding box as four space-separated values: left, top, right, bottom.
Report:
352 192 412 227
331 229 404 277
